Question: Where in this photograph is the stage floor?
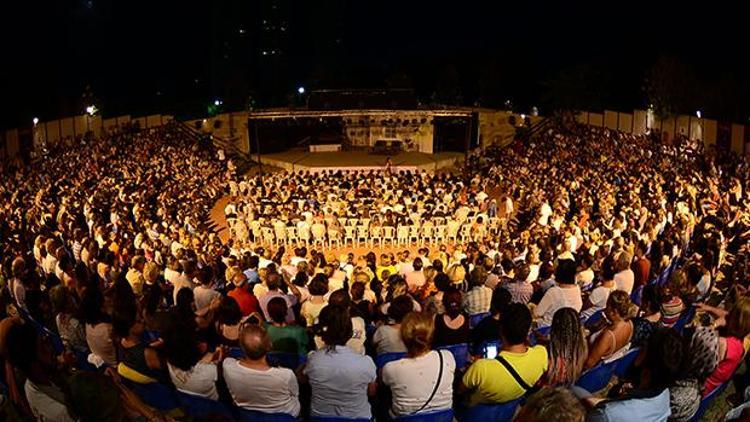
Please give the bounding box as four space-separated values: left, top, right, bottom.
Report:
258 150 464 173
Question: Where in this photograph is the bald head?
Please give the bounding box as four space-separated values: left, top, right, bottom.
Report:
239 325 271 360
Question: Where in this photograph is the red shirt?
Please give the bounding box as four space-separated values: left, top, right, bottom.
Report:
227 286 260 317
632 257 651 288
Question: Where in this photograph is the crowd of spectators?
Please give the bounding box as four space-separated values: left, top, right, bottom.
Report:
0 117 749 421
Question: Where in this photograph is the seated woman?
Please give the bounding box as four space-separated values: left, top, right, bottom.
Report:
433 288 470 347
542 308 588 386
698 296 750 396
112 307 167 383
373 295 413 355
300 275 328 327
630 284 662 348
382 312 456 418
163 318 223 400
584 290 634 369
304 304 377 420
582 328 681 421
265 297 308 356
214 296 246 347
81 288 118 367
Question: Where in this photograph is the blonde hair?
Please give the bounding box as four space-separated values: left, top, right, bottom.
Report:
143 262 159 283
727 296 750 339
400 312 434 356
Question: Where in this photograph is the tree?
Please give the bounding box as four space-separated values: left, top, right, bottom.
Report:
643 55 698 119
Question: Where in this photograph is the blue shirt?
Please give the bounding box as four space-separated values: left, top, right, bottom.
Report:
304 345 376 419
587 389 670 422
244 269 260 285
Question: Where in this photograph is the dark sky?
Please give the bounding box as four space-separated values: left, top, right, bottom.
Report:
1 0 748 130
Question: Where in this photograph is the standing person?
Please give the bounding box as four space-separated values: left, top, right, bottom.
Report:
304 305 377 420
382 312 456 417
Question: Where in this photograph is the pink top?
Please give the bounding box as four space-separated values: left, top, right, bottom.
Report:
703 336 744 396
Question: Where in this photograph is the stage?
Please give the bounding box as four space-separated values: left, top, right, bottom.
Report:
257 150 464 173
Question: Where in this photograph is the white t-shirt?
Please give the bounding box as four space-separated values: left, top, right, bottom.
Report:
534 285 583 326
193 286 221 310
223 358 301 417
613 269 635 294
575 269 595 288
372 325 407 355
168 362 219 400
382 350 455 417
589 284 615 309
25 380 75 422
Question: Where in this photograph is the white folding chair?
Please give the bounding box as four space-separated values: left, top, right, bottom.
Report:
328 229 342 248
433 225 447 244
421 225 434 246
344 226 357 246
312 224 327 247
261 227 275 246
396 225 410 246
409 225 421 244
347 218 359 227
274 225 287 246
382 226 395 247
459 224 472 243
297 224 311 246
356 225 369 246
370 225 383 248
285 226 298 246
338 218 348 228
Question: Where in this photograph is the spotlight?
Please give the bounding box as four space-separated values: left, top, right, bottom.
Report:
696 110 702 119
33 117 39 125
297 87 305 95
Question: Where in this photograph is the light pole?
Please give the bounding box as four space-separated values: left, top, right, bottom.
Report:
297 86 305 107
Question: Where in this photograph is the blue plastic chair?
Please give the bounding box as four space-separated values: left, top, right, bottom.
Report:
583 309 604 327
239 409 298 421
469 312 491 329
177 391 234 419
309 416 371 422
690 380 730 422
614 347 640 377
392 408 453 421
436 343 470 370
375 352 408 369
460 398 523 422
125 380 181 412
575 359 618 393
267 352 306 369
227 347 245 359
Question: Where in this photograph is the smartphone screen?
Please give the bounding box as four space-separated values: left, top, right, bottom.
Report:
484 344 498 359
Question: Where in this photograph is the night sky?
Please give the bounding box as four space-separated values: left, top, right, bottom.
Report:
1 0 748 130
